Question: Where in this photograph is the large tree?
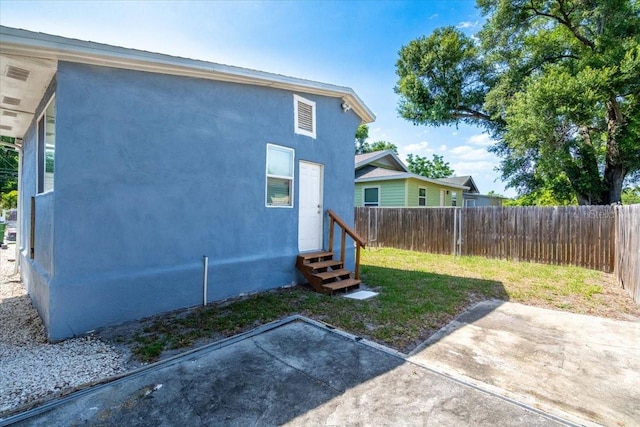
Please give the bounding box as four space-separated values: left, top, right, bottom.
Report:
355 124 370 154
395 0 640 205
406 154 454 178
355 125 399 155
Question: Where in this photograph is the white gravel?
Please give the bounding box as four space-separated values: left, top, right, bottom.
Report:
0 244 126 417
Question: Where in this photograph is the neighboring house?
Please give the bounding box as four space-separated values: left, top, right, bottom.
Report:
0 26 374 341
439 176 505 207
354 151 467 207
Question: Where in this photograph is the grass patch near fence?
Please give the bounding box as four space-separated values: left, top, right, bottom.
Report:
128 247 638 362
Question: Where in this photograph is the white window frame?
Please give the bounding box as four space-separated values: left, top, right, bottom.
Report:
451 191 458 207
363 186 380 207
265 143 295 208
465 199 476 207
293 94 316 139
37 94 56 194
439 189 446 206
418 187 427 206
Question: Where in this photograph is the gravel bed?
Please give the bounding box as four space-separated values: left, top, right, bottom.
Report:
0 244 126 418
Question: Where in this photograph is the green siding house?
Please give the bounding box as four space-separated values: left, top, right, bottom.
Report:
355 151 468 207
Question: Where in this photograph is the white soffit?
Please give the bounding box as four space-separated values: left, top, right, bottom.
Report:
0 53 56 139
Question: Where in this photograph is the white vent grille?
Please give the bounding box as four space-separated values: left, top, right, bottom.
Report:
294 94 316 138
297 101 313 132
2 96 21 106
6 65 30 82
2 110 18 117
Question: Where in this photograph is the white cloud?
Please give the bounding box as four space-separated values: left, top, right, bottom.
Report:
399 141 434 161
429 14 439 20
451 161 497 177
404 141 430 152
449 145 491 159
368 127 387 140
467 134 494 146
452 131 458 136
457 20 479 29
438 145 448 152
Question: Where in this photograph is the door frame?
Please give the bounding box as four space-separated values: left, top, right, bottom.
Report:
298 160 324 252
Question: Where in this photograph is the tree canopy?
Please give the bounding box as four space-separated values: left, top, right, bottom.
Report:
395 0 640 205
355 124 370 154
355 124 399 154
406 154 454 179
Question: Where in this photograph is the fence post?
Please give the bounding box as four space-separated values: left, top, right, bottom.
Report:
453 208 457 256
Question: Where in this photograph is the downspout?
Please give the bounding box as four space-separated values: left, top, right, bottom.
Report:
202 255 209 306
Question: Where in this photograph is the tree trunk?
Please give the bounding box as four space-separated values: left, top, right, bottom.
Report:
602 165 625 204
602 97 626 204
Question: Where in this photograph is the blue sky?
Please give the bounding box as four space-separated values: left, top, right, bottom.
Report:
0 0 514 196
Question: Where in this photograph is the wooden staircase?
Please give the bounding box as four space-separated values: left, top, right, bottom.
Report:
296 210 366 295
296 251 361 294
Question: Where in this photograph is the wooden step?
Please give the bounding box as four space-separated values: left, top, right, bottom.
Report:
298 251 333 261
304 259 343 271
323 278 361 292
313 269 352 281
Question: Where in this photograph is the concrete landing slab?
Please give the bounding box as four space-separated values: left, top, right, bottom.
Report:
409 300 640 427
4 317 565 426
343 290 378 300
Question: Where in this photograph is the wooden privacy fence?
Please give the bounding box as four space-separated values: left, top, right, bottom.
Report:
355 205 639 304
615 205 640 304
459 206 615 272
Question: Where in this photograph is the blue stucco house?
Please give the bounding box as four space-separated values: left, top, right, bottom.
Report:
0 26 374 341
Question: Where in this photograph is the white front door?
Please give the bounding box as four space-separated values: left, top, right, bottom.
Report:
298 161 323 251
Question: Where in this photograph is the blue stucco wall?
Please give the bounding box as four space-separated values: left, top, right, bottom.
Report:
24 62 361 340
19 78 57 333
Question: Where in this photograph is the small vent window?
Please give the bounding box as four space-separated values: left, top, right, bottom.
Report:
6 65 30 82
2 110 18 117
294 94 316 139
2 96 21 106
0 125 11 131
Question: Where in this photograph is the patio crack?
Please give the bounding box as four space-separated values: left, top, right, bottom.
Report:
251 338 343 394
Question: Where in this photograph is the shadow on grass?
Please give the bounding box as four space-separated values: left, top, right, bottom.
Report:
114 264 510 361
353 265 509 353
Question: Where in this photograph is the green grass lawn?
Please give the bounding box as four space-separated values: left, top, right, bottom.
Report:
129 248 639 361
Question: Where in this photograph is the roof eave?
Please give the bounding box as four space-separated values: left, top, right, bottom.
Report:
0 26 376 123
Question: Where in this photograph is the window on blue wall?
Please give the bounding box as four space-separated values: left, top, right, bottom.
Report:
37 95 55 194
266 144 294 207
363 187 379 207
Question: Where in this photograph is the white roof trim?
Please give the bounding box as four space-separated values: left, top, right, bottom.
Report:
0 26 375 123
355 150 409 172
356 173 469 190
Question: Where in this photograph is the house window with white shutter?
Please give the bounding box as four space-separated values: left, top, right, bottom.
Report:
294 94 316 139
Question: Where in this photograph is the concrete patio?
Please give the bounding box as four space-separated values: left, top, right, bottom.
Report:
4 317 564 427
4 300 638 426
